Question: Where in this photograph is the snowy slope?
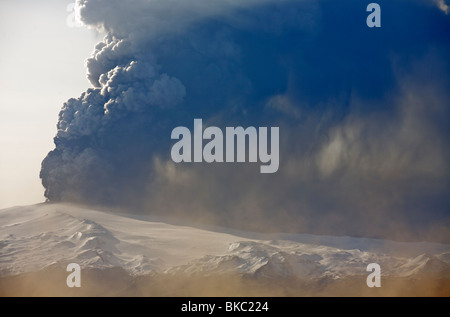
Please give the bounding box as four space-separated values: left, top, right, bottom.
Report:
1 203 449 281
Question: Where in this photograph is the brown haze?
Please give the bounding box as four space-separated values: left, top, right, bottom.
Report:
1 267 449 297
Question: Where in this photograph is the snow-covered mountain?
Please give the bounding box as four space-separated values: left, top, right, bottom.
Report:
0 203 449 296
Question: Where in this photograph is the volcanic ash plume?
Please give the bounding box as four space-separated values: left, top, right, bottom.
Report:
41 0 450 241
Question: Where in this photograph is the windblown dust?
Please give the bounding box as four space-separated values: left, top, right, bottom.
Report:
1 267 448 297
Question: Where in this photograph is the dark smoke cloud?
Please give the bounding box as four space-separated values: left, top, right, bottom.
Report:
41 0 450 242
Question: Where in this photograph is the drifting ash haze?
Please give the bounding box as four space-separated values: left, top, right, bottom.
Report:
0 204 449 296
6 0 448 296
40 0 450 242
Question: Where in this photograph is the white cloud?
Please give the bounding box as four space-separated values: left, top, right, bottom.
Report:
435 0 449 14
